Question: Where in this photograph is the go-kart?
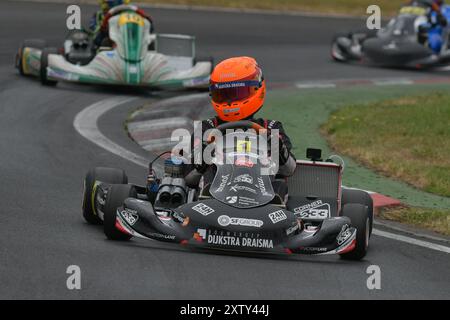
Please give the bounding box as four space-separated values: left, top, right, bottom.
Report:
82 121 373 260
331 2 450 68
15 4 212 89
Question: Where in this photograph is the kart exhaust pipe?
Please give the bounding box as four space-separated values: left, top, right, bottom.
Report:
155 177 187 208
171 178 187 207
158 186 172 205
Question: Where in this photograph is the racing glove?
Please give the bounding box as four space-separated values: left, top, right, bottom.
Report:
279 137 290 166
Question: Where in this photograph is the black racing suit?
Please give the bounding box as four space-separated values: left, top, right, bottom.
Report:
184 117 297 190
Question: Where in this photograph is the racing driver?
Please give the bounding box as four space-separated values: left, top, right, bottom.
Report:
414 0 448 52
184 56 297 190
90 0 154 48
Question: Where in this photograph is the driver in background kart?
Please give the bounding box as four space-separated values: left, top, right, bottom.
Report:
412 0 449 51
89 0 154 48
184 56 297 192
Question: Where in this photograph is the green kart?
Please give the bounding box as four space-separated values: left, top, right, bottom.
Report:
15 4 213 89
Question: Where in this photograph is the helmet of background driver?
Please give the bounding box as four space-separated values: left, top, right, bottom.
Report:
100 0 130 12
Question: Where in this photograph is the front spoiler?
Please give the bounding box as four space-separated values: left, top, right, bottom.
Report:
115 202 357 256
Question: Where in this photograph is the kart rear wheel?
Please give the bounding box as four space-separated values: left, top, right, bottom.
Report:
340 203 370 261
40 47 59 86
103 184 137 241
17 39 47 75
341 189 374 236
82 167 128 225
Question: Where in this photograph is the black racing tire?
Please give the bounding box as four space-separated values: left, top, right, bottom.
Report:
103 184 137 241
342 188 374 236
340 203 370 261
331 32 351 62
17 39 47 75
82 167 128 225
40 47 59 86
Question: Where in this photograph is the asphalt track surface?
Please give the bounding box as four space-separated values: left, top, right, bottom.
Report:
0 0 449 299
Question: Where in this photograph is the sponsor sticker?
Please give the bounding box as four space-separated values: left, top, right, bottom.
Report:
294 200 330 220
238 196 260 206
236 140 252 153
337 224 353 245
224 107 240 114
214 174 230 193
128 65 138 74
194 228 207 241
233 174 253 184
192 203 215 216
172 211 187 225
235 157 254 168
230 184 257 194
226 196 238 204
217 215 263 228
268 210 287 224
120 208 139 226
257 177 271 196
300 247 328 253
285 222 300 236
199 229 273 249
148 233 176 240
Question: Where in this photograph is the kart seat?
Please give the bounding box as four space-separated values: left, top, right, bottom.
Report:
198 183 212 200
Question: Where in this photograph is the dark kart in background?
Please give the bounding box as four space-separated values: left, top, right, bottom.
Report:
331 3 450 69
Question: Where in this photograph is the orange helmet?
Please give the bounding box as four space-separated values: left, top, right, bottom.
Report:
210 56 266 122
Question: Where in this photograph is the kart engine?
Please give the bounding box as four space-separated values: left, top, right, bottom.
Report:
154 157 187 208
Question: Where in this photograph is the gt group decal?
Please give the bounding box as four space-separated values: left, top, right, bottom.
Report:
191 203 215 216
217 215 263 228
196 228 274 249
294 200 330 220
268 210 287 224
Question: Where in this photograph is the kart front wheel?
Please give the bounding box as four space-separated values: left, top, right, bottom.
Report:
17 39 47 75
331 32 351 62
340 203 370 261
103 184 137 241
82 167 128 225
342 188 374 236
40 47 59 86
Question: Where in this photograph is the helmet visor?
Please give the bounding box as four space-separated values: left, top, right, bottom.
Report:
210 80 260 104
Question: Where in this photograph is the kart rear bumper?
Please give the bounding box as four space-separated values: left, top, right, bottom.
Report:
46 51 211 89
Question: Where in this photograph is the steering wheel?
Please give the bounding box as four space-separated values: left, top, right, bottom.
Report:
207 120 267 144
216 120 265 133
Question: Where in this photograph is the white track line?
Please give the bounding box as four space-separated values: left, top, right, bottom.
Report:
373 229 450 254
74 96 450 254
73 96 147 168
